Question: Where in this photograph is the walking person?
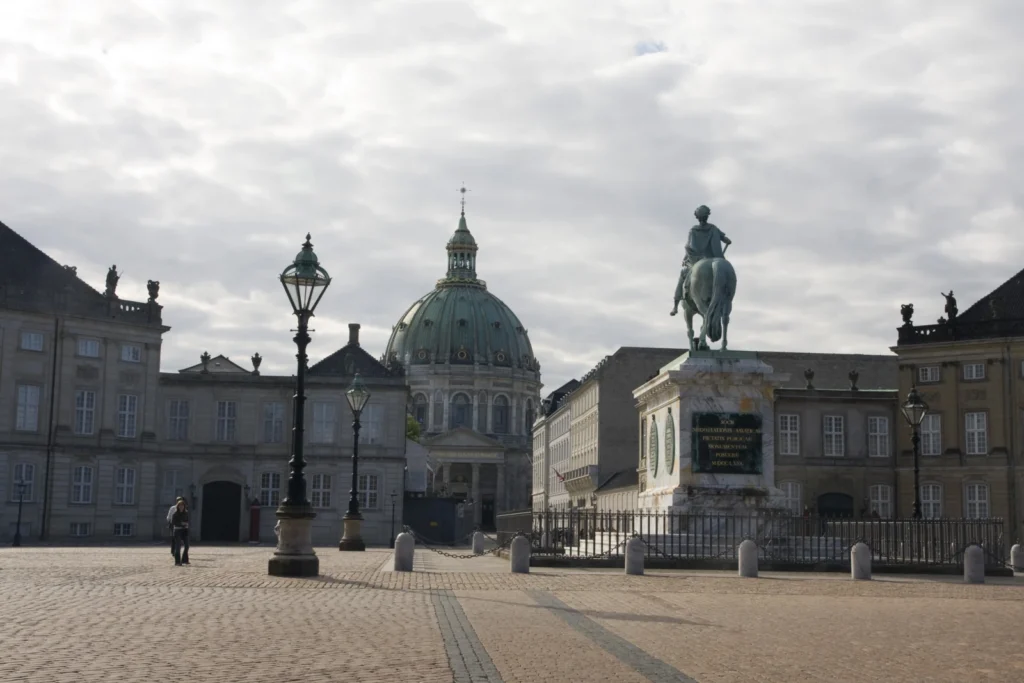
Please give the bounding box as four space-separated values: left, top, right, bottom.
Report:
171 499 190 566
167 496 184 556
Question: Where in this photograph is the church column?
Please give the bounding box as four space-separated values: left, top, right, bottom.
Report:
442 390 450 430
472 394 479 432
471 463 481 526
496 462 506 513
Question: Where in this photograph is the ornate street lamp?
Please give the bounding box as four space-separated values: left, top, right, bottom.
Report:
900 385 929 520
268 233 331 577
12 480 27 547
339 373 370 551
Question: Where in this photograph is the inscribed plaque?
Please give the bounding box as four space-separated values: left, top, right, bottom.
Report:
692 412 763 474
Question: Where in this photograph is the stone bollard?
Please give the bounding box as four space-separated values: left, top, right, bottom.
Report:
393 532 414 572
510 535 531 574
625 537 645 576
963 544 984 584
471 531 485 555
850 542 872 580
1011 544 1023 574
738 539 758 578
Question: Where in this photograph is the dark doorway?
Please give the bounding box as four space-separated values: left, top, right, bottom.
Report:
481 497 495 530
817 492 854 518
201 481 242 542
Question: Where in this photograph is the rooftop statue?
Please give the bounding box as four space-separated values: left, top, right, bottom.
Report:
670 205 737 351
104 265 120 298
941 290 958 321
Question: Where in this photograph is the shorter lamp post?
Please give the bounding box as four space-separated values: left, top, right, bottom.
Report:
339 373 370 551
12 480 27 547
389 490 398 548
900 385 930 520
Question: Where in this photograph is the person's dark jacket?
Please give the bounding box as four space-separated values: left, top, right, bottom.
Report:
171 509 190 529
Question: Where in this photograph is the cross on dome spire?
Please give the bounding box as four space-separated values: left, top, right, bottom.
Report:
440 184 483 288
459 184 470 216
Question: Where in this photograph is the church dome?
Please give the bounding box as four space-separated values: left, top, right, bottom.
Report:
384 205 539 372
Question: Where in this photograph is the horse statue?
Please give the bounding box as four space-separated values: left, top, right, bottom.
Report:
670 205 737 352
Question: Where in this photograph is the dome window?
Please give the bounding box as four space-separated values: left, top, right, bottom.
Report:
457 318 467 327
456 347 469 361
495 351 507 364
423 319 433 327
415 349 430 363
491 321 501 329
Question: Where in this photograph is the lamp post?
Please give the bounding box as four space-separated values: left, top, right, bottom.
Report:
900 385 930 520
12 480 27 547
268 233 331 577
339 373 370 551
389 490 398 549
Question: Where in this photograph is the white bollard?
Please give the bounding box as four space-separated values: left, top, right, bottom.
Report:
738 539 758 578
963 544 985 584
625 537 645 576
393 532 415 572
510 535 531 574
850 542 872 580
1011 544 1023 573
471 531 485 555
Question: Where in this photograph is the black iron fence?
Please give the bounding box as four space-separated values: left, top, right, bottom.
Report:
496 509 533 546
526 510 1008 570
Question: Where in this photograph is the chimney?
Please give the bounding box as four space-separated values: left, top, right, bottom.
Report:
348 323 361 347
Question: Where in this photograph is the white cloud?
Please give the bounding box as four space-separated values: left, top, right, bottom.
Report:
1 0 1022 391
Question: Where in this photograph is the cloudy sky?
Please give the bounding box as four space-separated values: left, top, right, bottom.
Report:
2 0 1022 391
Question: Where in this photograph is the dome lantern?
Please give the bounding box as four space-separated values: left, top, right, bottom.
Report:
442 186 482 287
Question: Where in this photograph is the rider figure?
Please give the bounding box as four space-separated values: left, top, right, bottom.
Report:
672 205 731 314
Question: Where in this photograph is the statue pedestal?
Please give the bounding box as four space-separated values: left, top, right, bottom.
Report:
633 350 790 520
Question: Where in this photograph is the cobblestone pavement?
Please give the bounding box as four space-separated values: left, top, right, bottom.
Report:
2 545 1023 682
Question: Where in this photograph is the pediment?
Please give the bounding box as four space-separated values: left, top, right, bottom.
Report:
423 427 503 450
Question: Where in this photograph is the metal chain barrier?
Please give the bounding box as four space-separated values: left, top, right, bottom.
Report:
406 528 511 560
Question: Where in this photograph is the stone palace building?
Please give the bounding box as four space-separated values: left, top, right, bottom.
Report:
0 220 409 545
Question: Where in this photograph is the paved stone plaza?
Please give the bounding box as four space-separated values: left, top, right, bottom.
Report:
1 546 1023 682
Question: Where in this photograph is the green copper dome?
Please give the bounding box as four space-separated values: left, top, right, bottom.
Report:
384 210 539 371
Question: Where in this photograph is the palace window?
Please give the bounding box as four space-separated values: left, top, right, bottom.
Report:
12 463 34 502
867 416 889 457
162 469 184 504
120 344 142 363
921 483 943 519
113 523 134 537
70 522 92 537
358 474 380 510
359 403 382 444
778 414 800 456
117 394 138 438
168 400 190 441
965 412 988 455
917 366 940 383
20 331 44 351
311 474 332 509
869 484 892 519
823 415 845 457
115 467 136 505
311 401 336 444
15 385 41 432
259 472 281 507
963 363 985 380
77 338 100 357
965 483 989 519
263 402 284 444
71 466 94 504
780 481 802 515
921 414 941 456
74 390 97 435
215 401 237 442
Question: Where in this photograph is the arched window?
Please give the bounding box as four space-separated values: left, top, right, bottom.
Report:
476 392 488 432
493 395 510 434
412 393 428 428
450 393 472 429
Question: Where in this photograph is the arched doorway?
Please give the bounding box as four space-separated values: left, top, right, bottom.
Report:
201 481 242 542
817 492 854 518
